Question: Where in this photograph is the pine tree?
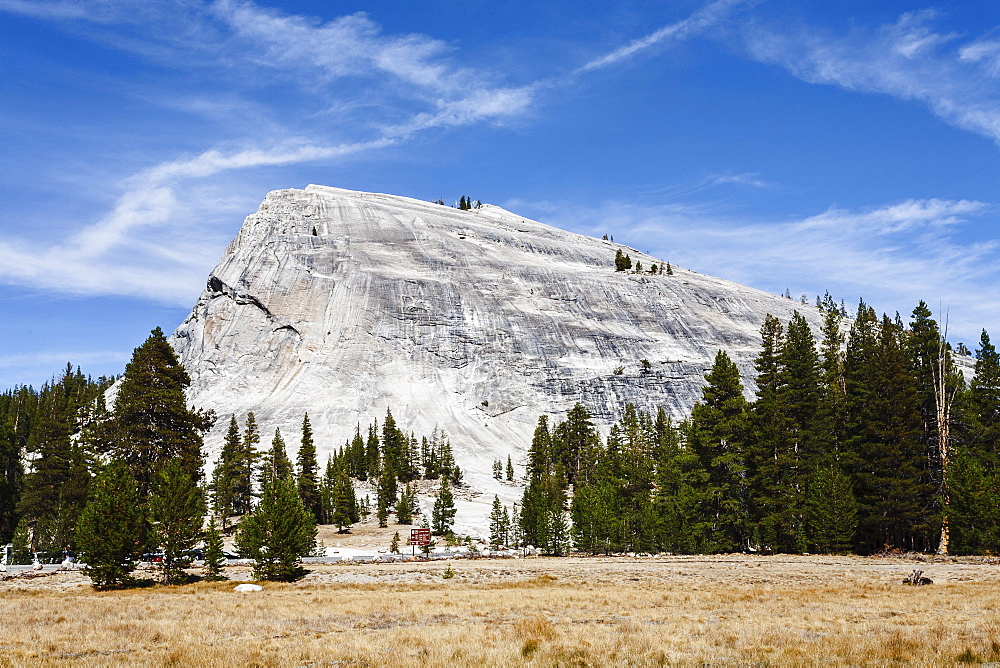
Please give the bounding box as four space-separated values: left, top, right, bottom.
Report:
614 249 626 271
395 483 415 524
950 330 1000 554
492 459 502 479
148 459 206 585
202 515 227 581
846 314 933 553
390 531 400 554
235 474 316 581
75 463 145 588
376 465 396 528
260 428 292 488
330 468 359 533
665 262 673 275
965 330 1000 467
805 465 858 553
210 415 242 529
489 495 505 549
296 414 321 522
110 328 213 499
688 350 750 552
0 417 21 545
431 478 457 536
653 416 711 553
816 305 848 460
236 413 260 515
16 366 106 551
746 314 796 553
506 455 514 481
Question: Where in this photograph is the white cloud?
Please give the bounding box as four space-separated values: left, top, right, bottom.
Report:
707 172 773 189
743 10 1000 146
0 139 395 304
576 0 749 73
528 198 999 343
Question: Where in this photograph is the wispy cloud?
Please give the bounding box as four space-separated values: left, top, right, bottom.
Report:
529 197 998 343
743 9 1000 145
0 139 393 304
1 0 733 305
576 0 750 73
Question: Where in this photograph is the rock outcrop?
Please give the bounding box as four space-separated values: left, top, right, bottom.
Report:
171 185 824 531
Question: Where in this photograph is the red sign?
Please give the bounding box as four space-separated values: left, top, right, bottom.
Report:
410 528 431 546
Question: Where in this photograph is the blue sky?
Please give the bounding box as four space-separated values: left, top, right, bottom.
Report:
2 0 999 389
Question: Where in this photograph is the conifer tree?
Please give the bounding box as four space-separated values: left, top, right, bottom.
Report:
110 328 213 499
804 465 858 553
653 416 711 553
688 350 750 552
210 415 242 529
148 459 206 584
260 428 293 488
296 414 321 522
235 473 316 581
950 330 1000 554
846 314 933 552
506 455 514 481
202 515 227 581
349 427 367 480
489 495 506 549
746 314 796 552
365 421 380 479
16 365 105 551
431 478 456 535
330 468 359 533
390 531 400 554
376 465 396 528
0 419 21 545
816 305 848 459
395 483 415 524
967 330 1000 455
236 413 260 514
75 463 145 588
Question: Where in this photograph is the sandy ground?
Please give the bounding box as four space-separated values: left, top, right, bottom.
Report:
4 551 998 592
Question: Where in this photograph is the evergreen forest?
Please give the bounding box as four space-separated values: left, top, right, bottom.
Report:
1 297 998 574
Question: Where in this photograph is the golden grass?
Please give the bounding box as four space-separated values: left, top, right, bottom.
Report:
1 555 999 666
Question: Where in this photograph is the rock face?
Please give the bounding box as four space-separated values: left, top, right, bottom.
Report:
171 185 824 531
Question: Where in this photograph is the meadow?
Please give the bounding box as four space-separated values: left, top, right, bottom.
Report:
1 554 998 666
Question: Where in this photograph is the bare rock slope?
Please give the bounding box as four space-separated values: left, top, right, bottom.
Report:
172 185 822 529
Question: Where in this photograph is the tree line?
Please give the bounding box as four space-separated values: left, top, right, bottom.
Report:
2 297 997 579
0 327 464 585
516 299 998 556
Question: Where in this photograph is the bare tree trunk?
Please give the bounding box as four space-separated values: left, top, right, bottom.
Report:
934 313 957 556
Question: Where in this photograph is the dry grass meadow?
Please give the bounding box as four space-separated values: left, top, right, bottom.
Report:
2 553 999 666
